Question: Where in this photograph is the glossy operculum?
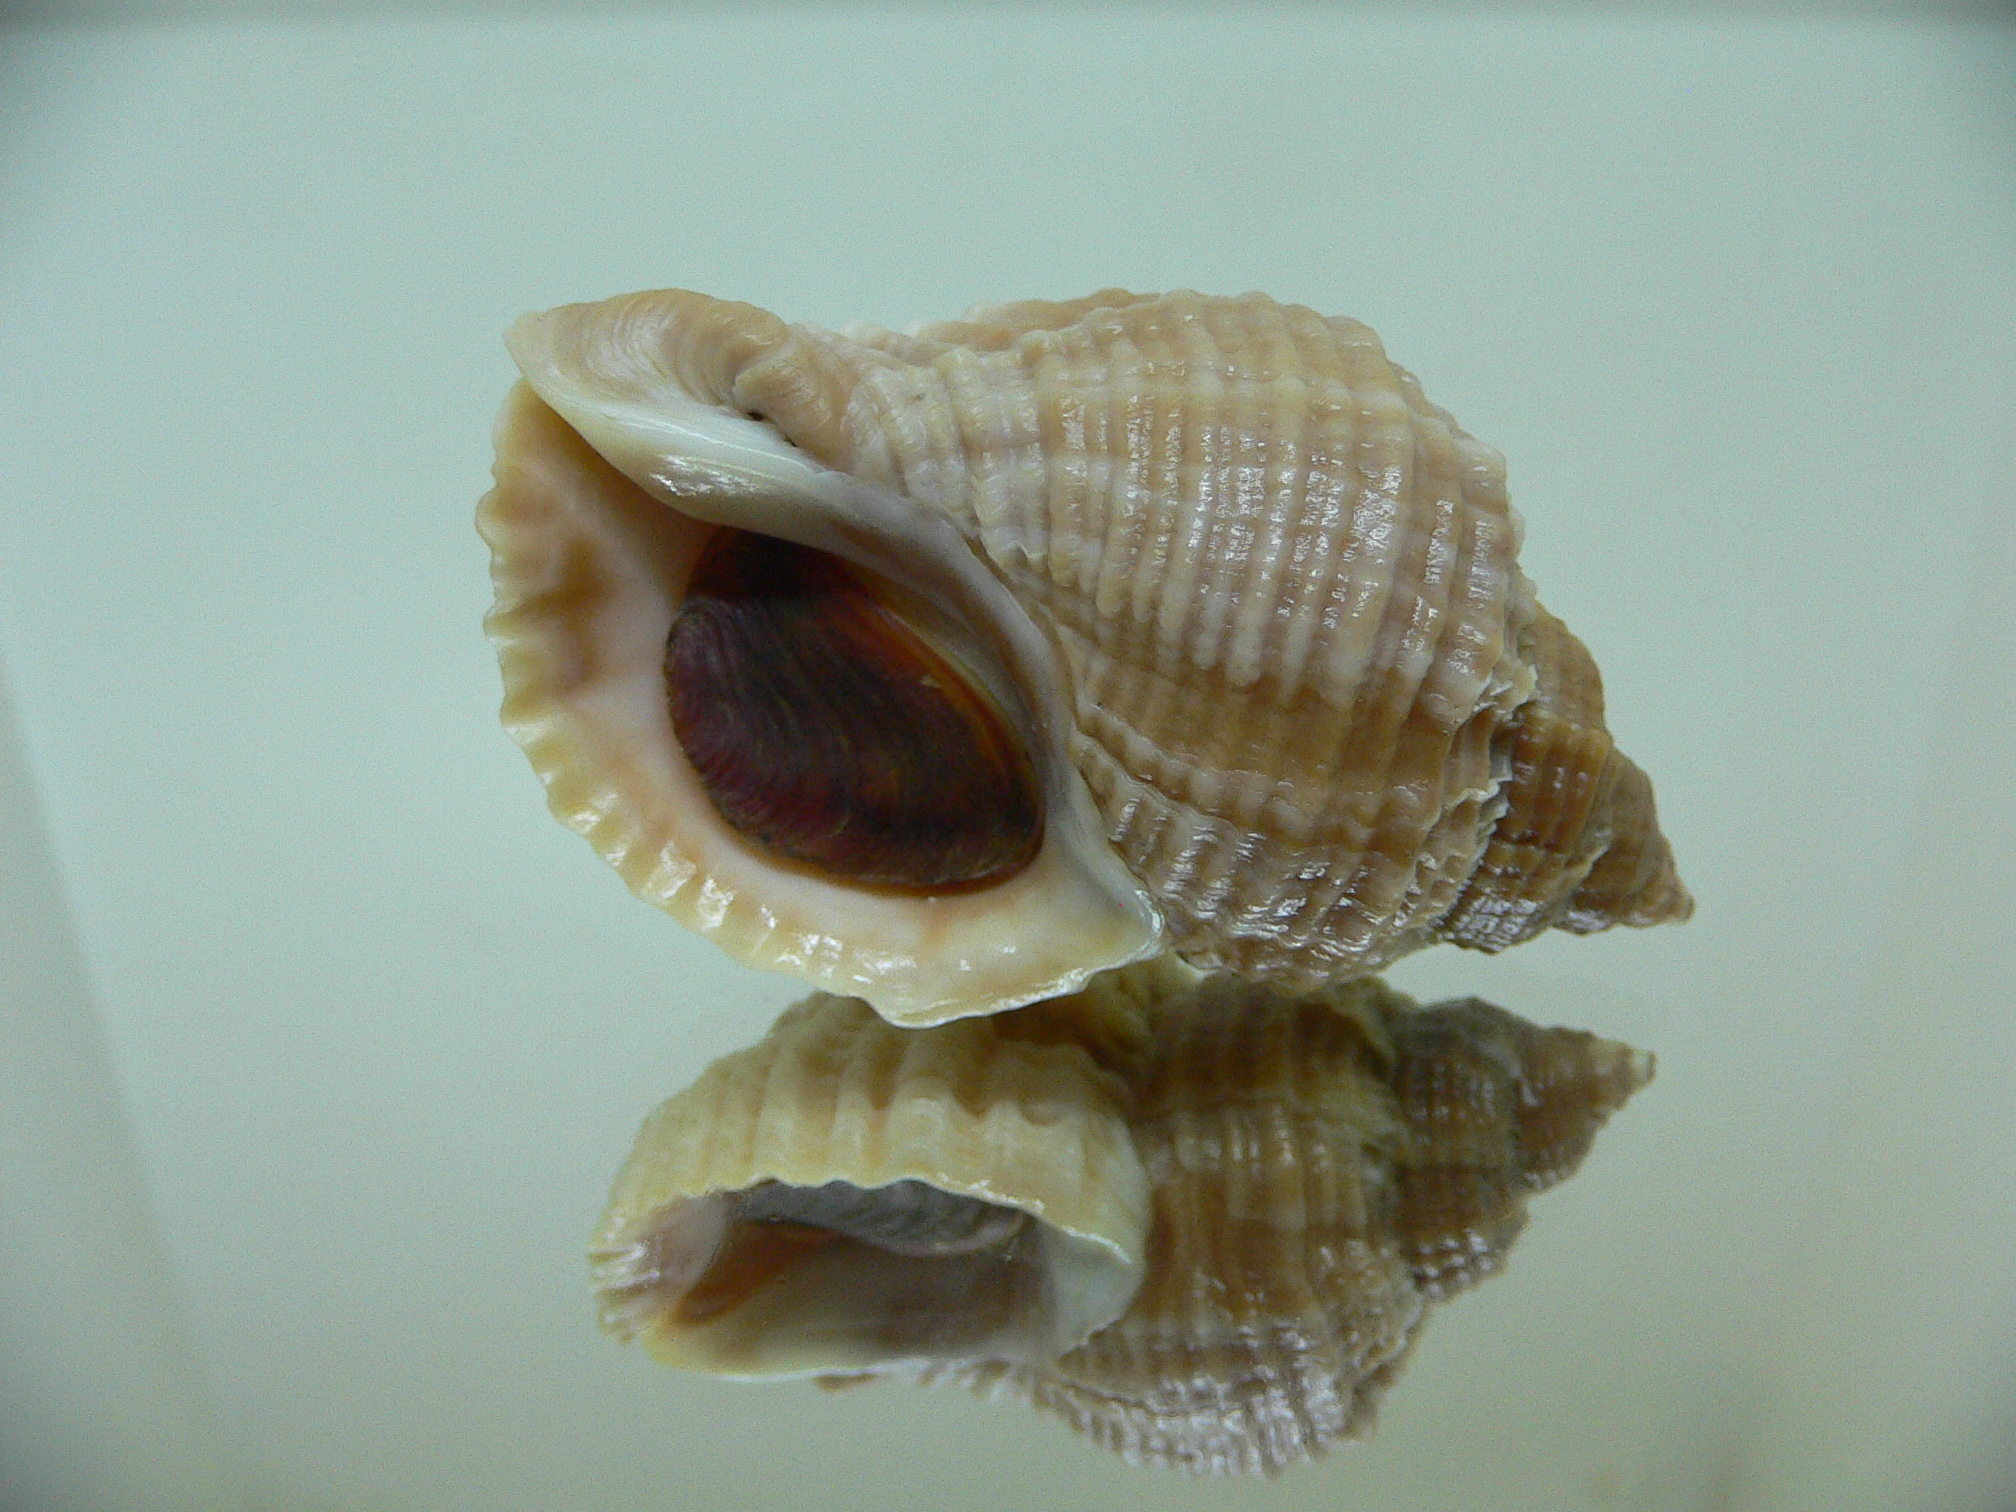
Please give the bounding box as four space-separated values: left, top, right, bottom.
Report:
666 530 1043 891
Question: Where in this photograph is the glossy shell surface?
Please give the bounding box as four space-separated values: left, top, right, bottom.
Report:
480 289 1690 1022
592 959 1654 1474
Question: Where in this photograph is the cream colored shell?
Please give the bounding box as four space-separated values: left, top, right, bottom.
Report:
592 959 1653 1474
480 288 1690 1023
589 988 1151 1378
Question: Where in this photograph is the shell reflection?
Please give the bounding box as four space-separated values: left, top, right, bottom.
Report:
591 959 1653 1474
480 289 1691 1025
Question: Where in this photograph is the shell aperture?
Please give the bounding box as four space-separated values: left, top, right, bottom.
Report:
666 530 1043 890
481 288 1690 1023
479 382 1162 1024
629 1183 1045 1367
591 959 1654 1473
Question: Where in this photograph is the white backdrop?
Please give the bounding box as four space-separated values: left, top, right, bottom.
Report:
2 9 2013 1512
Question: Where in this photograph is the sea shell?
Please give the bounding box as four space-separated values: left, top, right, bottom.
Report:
590 958 1654 1474
479 289 1690 1024
589 980 1152 1379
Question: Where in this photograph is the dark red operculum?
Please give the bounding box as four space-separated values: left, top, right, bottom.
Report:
666 531 1044 892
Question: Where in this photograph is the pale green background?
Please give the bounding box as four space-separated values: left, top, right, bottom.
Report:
2 6 2013 1511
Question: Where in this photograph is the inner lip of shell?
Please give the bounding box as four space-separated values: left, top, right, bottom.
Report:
664 529 1046 893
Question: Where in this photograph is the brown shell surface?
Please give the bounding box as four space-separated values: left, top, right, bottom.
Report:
593 959 1653 1475
485 288 1690 1019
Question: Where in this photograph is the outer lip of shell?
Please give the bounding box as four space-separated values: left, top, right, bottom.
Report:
480 296 1167 1024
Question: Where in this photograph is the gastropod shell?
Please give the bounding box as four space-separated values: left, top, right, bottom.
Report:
591 958 1654 1474
480 289 1690 1023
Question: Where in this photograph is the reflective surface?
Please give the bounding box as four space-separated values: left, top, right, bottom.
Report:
2 8 2013 1512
